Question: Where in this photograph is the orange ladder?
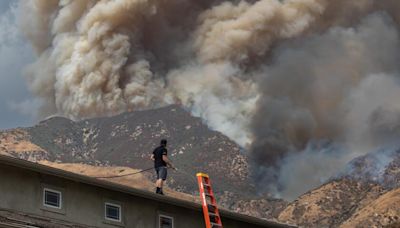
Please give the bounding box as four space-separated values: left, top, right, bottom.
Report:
196 173 223 228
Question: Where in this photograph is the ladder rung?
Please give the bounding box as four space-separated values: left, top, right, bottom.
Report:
207 204 218 213
209 212 219 217
205 193 214 198
210 222 222 227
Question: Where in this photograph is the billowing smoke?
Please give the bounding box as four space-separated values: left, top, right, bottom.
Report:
251 13 400 198
19 0 400 199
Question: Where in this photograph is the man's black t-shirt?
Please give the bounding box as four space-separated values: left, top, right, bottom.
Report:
153 146 167 168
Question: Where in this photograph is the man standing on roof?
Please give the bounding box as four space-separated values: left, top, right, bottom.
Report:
151 139 176 195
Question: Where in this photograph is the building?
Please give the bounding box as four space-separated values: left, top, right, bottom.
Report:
0 155 294 228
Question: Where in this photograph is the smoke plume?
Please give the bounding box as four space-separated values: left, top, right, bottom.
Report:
19 0 400 199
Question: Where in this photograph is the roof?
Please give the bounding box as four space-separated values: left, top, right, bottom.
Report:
0 155 294 228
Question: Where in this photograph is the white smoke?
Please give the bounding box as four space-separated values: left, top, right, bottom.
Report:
166 62 258 146
19 0 400 199
193 0 326 62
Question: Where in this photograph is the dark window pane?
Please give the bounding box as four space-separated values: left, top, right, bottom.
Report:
160 216 173 228
106 204 120 221
44 190 60 208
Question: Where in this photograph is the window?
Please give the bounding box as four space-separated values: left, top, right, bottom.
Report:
159 215 174 228
105 203 121 222
43 188 62 209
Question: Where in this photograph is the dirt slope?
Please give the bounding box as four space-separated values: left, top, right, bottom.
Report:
0 129 47 161
340 188 400 228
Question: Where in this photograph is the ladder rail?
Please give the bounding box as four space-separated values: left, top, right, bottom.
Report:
196 173 223 228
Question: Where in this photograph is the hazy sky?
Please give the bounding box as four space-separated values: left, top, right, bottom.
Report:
0 0 36 129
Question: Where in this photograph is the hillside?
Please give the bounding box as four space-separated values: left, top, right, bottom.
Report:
277 151 400 227
277 178 400 227
277 179 384 227
340 187 400 228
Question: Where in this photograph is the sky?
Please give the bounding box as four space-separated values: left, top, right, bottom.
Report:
0 0 36 130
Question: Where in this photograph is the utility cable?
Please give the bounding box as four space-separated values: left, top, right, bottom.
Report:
93 167 155 179
93 152 199 188
93 164 199 189
93 166 184 179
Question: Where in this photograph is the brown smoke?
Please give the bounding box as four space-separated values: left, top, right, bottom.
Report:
19 0 400 199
